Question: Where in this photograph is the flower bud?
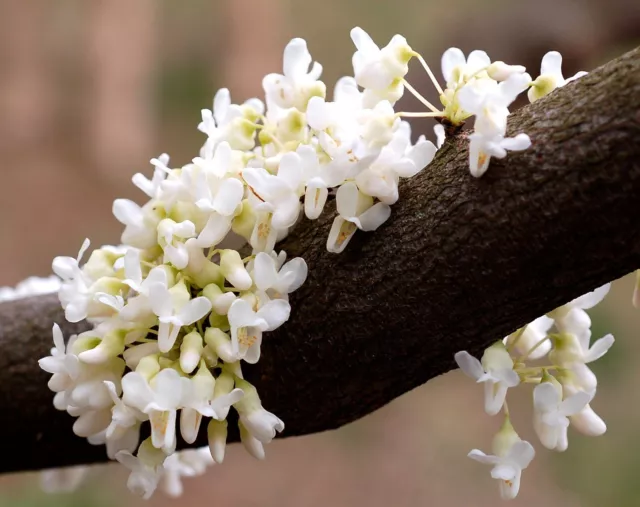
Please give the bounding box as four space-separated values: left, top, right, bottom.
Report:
208 419 228 464
202 284 237 315
205 327 237 363
180 331 204 374
220 250 252 290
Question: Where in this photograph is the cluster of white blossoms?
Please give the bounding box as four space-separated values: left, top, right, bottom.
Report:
0 27 594 500
456 284 614 499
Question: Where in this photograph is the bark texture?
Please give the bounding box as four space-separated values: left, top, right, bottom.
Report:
1 46 639 474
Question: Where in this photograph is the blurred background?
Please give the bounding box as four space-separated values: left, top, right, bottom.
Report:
0 0 639 505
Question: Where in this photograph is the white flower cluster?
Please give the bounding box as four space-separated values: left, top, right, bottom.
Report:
27 27 592 499
455 284 613 500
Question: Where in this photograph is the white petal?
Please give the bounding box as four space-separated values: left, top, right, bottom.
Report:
403 140 437 176
507 440 535 469
197 214 232 248
467 449 500 465
253 253 278 291
559 391 590 416
454 351 484 380
277 258 308 293
336 182 360 219
257 299 291 331
533 382 560 411
213 178 244 216
584 333 614 363
271 194 301 230
113 199 142 226
571 283 611 309
278 152 303 189
441 47 466 83
228 299 259 328
355 202 391 231
540 51 563 80
124 249 142 286
484 381 508 416
178 297 212 325
283 38 312 78
466 50 491 75
500 133 531 152
304 186 328 220
570 405 606 436
148 284 172 318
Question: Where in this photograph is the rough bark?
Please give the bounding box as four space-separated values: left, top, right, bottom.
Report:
1 46 639 474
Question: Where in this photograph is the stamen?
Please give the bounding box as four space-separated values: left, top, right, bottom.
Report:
402 79 441 113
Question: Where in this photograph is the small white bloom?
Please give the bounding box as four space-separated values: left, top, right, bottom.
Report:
116 439 166 500
112 200 161 249
148 281 212 353
227 298 290 363
326 182 391 254
252 251 307 300
159 447 214 498
455 341 520 416
242 158 303 230
528 51 587 102
350 27 412 92
533 380 589 450
132 154 170 199
234 379 284 443
441 48 491 87
262 38 325 111
122 369 190 452
468 418 535 500
39 324 80 393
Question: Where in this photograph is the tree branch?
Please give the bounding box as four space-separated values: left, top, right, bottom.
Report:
1 46 639 474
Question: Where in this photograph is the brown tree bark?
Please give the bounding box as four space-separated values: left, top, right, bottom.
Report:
1 46 639 474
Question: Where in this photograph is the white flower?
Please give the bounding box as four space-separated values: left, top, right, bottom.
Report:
159 447 214 498
441 48 491 87
458 73 532 177
227 298 290 363
39 325 81 400
262 38 325 111
455 341 520 416
157 219 197 269
252 251 307 300
326 182 391 254
558 372 608 437
180 367 244 444
122 369 190 452
242 157 303 230
234 379 284 443
350 27 412 92
355 125 436 205
198 88 262 151
528 51 587 102
103 380 144 446
148 281 212 353
132 154 170 199
112 199 161 249
53 239 121 323
533 381 590 450
468 418 535 500
116 439 166 500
